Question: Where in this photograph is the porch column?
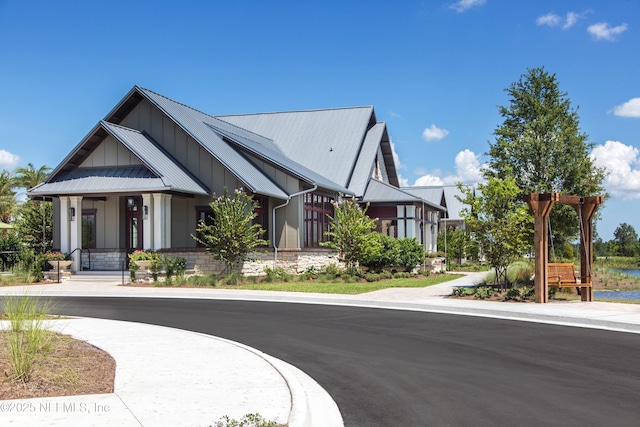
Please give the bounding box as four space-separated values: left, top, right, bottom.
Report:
68 196 83 272
153 193 172 250
397 206 406 238
142 193 154 250
59 196 70 254
405 206 416 239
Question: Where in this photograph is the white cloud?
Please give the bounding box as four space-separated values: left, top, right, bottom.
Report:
389 140 403 170
412 149 484 186
449 0 485 13
588 22 628 41
537 13 561 27
0 150 20 168
536 11 583 29
591 140 640 199
613 98 640 118
563 11 580 29
422 124 449 142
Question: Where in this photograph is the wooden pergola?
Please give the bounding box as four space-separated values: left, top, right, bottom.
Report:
523 193 604 303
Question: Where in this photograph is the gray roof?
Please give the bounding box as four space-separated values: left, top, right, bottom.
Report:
401 187 444 206
442 186 467 221
363 179 445 211
30 121 210 196
138 87 351 198
348 122 386 197
217 107 377 192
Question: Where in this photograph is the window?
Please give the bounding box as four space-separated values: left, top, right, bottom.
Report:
82 209 97 249
195 206 214 247
304 193 334 247
253 195 269 245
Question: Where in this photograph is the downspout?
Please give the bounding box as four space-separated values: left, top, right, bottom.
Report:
272 184 318 269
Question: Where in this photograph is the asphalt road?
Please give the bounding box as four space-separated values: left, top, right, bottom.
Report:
49 297 640 426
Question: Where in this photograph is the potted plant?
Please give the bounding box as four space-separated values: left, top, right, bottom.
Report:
128 250 157 270
44 251 72 270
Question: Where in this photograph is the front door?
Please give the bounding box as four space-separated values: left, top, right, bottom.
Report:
125 196 143 265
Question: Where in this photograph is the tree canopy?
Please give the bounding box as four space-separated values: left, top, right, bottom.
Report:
484 67 606 246
613 223 638 257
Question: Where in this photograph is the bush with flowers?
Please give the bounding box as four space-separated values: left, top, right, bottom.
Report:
43 251 70 261
128 250 158 262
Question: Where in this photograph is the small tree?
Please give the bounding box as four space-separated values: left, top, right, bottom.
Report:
15 200 53 253
459 178 533 287
192 189 268 274
321 199 380 273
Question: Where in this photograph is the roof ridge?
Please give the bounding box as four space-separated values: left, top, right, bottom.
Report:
209 118 275 144
136 86 220 121
101 120 142 133
216 105 374 118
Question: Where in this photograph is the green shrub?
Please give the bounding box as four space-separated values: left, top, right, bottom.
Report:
187 274 217 287
364 272 380 282
263 267 292 283
504 288 521 300
451 287 466 297
475 286 494 300
506 261 534 286
213 413 277 427
396 238 425 271
222 272 242 285
359 233 399 272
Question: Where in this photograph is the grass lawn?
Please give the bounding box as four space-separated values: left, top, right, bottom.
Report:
214 274 463 294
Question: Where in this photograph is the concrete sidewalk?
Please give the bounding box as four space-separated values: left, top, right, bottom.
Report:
2 271 640 426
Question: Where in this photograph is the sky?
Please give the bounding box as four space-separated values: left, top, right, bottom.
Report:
0 0 638 240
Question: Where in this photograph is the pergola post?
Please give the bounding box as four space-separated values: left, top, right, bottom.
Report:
525 193 557 303
575 196 604 302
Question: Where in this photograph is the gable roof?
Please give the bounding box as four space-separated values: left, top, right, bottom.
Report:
363 179 445 211
217 106 397 196
132 87 352 197
401 185 470 220
30 121 210 196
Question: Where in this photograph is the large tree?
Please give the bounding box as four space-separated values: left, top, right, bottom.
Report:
613 223 638 257
0 170 17 223
485 67 606 247
13 163 51 191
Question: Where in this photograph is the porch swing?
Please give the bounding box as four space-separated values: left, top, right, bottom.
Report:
547 213 592 290
524 193 603 303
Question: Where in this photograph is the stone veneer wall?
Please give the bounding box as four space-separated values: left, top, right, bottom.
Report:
159 248 341 276
80 248 341 276
81 249 128 271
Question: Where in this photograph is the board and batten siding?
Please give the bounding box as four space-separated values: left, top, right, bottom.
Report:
79 135 143 167
82 198 120 248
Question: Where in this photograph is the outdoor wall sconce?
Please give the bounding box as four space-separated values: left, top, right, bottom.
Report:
70 207 76 221
143 205 149 218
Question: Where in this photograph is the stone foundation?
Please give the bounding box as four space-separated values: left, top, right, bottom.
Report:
81 249 127 271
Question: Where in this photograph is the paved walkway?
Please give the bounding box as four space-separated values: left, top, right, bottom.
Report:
1 271 640 426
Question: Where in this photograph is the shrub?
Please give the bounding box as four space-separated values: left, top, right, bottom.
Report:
475 286 494 300
396 238 425 271
504 288 521 301
213 413 277 427
451 287 466 297
263 267 292 283
359 233 399 272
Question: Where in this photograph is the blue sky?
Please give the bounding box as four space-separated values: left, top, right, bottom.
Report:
0 0 638 240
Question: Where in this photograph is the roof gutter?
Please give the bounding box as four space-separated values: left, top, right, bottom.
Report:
272 184 318 269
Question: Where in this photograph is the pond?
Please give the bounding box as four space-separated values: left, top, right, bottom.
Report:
594 290 640 301
594 268 640 301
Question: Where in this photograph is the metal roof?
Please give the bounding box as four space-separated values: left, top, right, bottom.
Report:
29 121 211 197
137 87 323 199
204 120 352 195
29 167 168 196
442 185 468 220
401 187 445 206
347 122 386 197
217 107 375 189
362 179 445 211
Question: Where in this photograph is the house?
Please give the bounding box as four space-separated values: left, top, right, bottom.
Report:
402 185 468 231
29 86 445 273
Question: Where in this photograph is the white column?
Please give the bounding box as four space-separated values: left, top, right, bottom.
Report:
142 193 153 250
397 205 406 238
153 193 172 250
68 196 83 272
59 197 70 254
405 206 416 239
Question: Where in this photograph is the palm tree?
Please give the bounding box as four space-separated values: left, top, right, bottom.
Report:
13 163 51 191
0 170 17 222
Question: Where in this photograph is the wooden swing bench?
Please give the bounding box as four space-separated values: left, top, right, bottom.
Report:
547 263 592 288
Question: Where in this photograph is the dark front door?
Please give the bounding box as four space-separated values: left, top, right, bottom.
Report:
125 196 143 264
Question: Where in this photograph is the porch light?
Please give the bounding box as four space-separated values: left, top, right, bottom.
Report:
143 205 149 218
70 207 76 221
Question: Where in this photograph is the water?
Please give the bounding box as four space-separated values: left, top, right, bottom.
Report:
595 268 640 300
